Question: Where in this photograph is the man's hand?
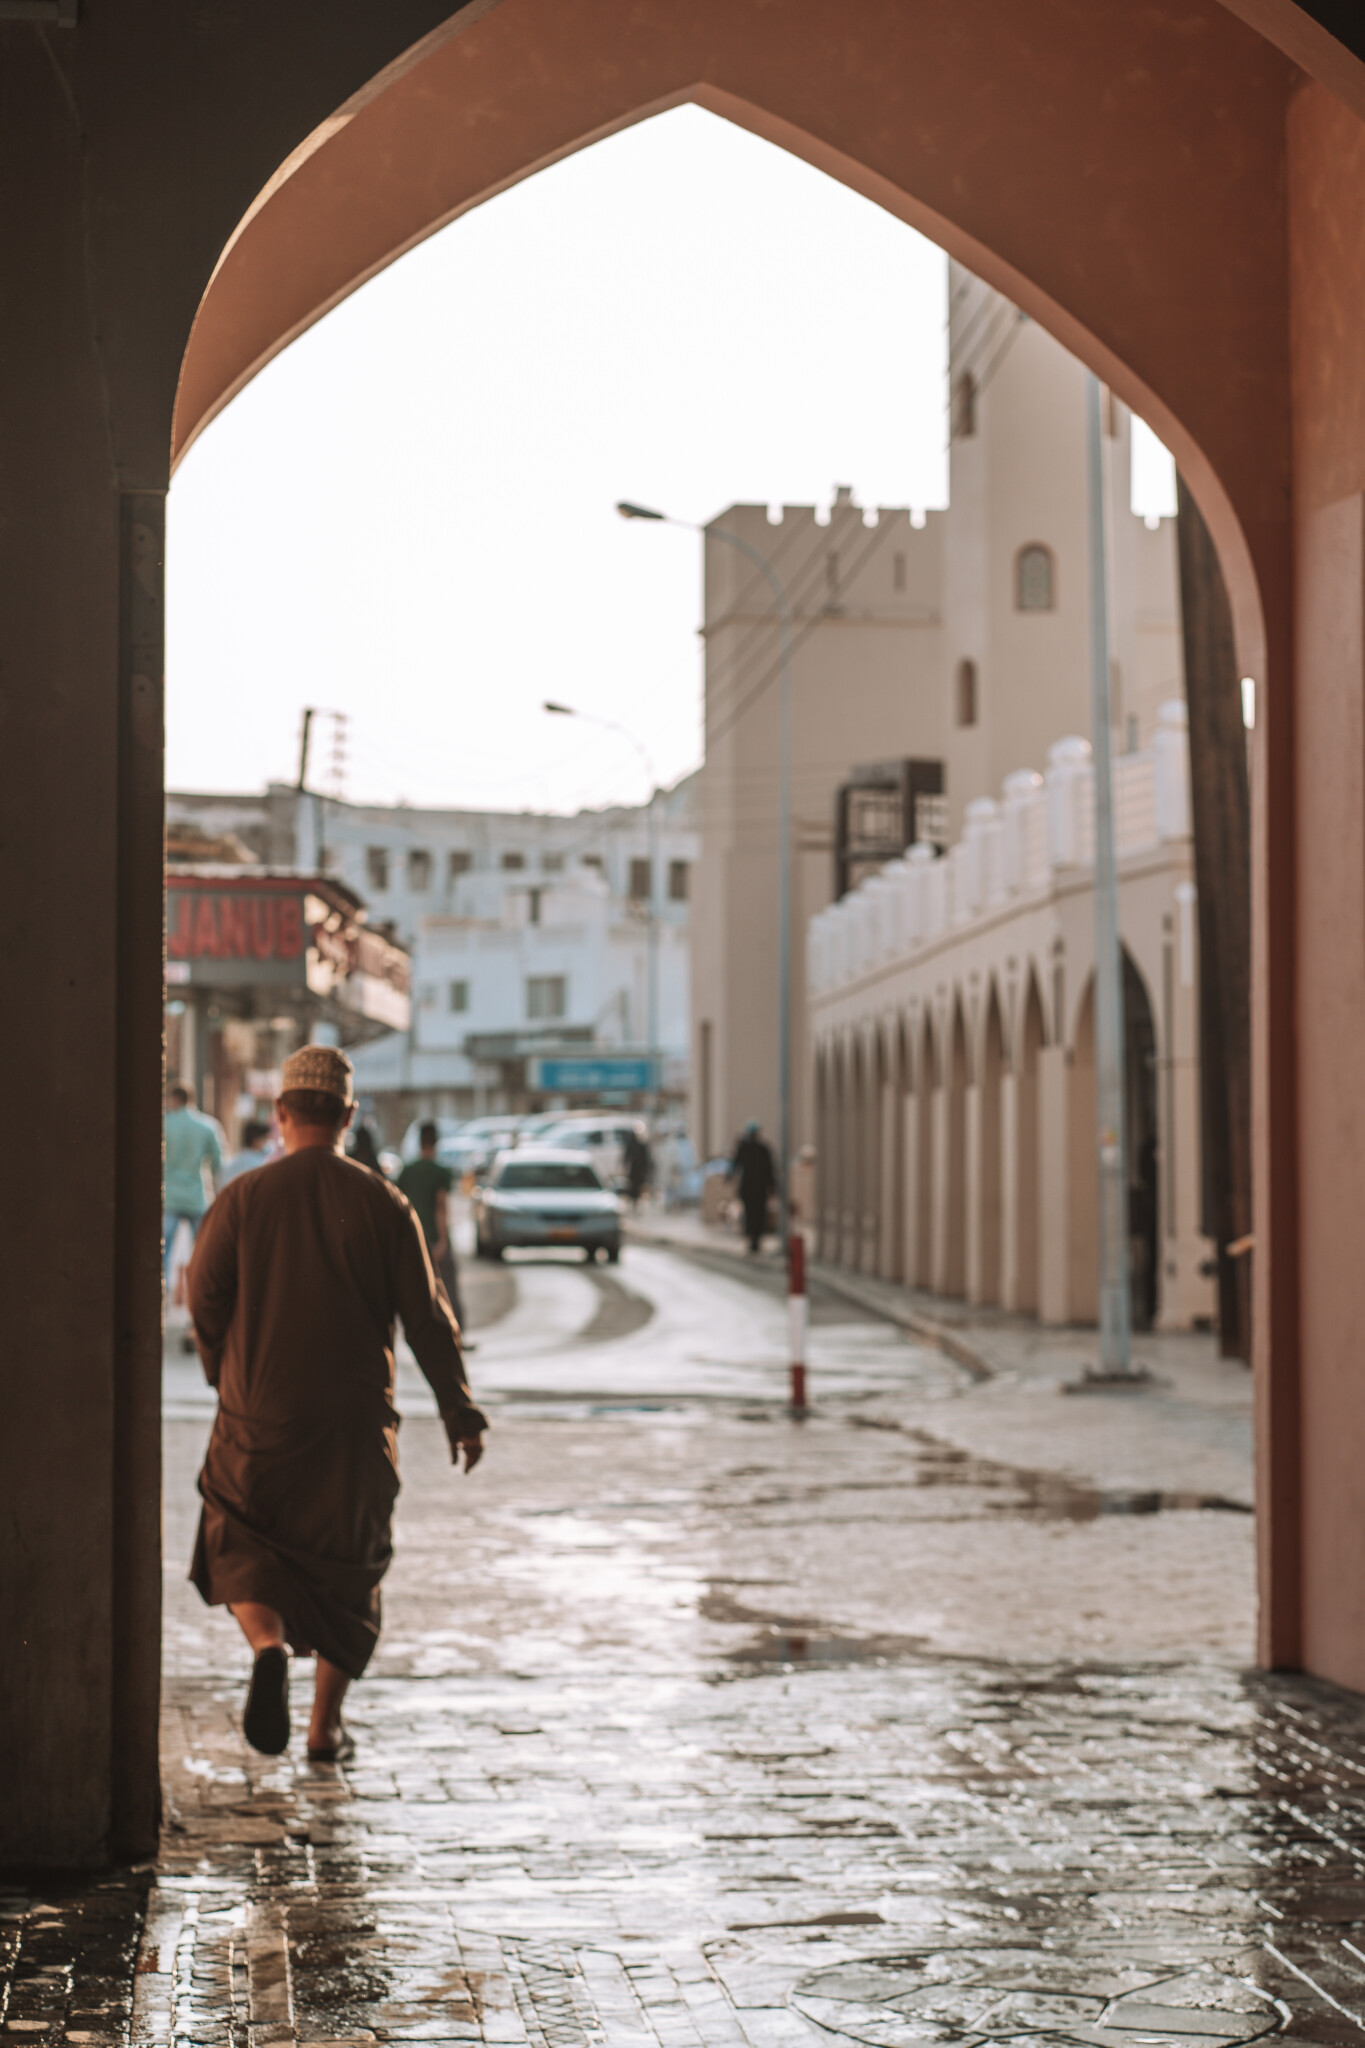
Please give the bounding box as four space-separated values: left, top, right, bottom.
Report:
455 1435 484 1473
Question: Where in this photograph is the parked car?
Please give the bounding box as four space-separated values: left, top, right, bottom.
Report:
453 1116 526 1177
399 1114 524 1179
473 1148 622 1262
535 1115 649 1190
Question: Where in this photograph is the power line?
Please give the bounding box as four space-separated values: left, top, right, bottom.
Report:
702 508 902 752
705 499 914 723
702 511 856 718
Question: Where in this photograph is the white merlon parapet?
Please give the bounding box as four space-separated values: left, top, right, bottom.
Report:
906 842 934 948
806 709 1193 998
1002 770 1045 894
1153 699 1191 840
1046 736 1093 868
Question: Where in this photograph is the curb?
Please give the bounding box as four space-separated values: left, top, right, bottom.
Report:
625 1223 995 1383
806 1262 995 1383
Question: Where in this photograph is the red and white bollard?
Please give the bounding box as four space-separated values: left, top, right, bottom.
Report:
787 1231 809 1416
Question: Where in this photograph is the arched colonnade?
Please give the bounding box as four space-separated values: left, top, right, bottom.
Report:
815 951 1176 1329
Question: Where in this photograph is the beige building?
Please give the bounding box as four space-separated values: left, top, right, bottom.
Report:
691 260 1184 1165
807 708 1214 1330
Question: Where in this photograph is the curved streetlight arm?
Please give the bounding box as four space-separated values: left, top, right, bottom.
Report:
543 698 656 793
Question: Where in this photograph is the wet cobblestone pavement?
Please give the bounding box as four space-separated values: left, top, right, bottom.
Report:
11 1243 1365 2047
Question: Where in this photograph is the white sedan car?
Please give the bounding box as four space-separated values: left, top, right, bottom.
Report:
473 1147 623 1263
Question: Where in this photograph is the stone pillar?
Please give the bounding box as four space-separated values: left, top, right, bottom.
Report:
964 1084 983 1302
931 1083 951 1295
878 1079 899 1280
1036 1046 1069 1324
859 1046 878 1273
999 1070 1020 1310
903 1091 921 1288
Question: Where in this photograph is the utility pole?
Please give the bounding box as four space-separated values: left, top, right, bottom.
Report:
645 776 659 1118
296 706 315 791
1175 476 1252 1360
1082 374 1141 1384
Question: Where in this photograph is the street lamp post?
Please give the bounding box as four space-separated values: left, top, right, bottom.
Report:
543 700 660 1114
616 502 797 1261
1081 374 1145 1387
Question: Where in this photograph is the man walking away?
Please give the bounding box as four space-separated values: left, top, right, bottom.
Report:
623 1125 652 1210
187 1048 486 1762
731 1119 776 1254
398 1121 468 1333
164 1082 223 1289
220 1119 272 1186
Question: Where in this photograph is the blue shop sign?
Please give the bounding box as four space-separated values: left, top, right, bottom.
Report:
530 1055 658 1093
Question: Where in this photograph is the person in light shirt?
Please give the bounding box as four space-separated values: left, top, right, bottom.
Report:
163 1082 223 1288
219 1119 273 1185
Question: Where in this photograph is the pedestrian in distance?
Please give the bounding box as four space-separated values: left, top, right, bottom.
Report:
347 1122 385 1176
730 1119 776 1254
186 1047 486 1762
398 1121 470 1337
219 1118 273 1186
623 1125 652 1210
163 1082 223 1290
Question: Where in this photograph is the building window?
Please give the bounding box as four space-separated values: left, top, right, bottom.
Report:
502 851 525 871
893 551 906 593
668 859 690 903
366 847 389 892
408 848 432 890
448 850 472 880
449 980 470 1013
542 852 564 872
526 975 566 1021
629 857 652 902
527 887 543 926
581 853 604 872
955 658 979 728
418 983 437 1009
952 370 976 439
1015 543 1055 612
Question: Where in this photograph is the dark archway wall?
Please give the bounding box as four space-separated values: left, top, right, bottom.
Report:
0 0 488 1871
2 0 1364 1868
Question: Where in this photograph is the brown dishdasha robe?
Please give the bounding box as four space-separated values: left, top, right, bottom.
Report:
187 1147 487 1678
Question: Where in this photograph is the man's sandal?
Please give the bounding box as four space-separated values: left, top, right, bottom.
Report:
242 1645 291 1755
306 1728 356 1764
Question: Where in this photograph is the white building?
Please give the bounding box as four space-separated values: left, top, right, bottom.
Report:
166 777 698 1137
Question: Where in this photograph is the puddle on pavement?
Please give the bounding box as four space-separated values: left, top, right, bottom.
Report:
847 1421 1252 1520
790 1951 1284 2048
729 1908 886 1932
702 1586 925 1669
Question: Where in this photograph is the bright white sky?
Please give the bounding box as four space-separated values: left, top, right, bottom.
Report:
167 105 1176 816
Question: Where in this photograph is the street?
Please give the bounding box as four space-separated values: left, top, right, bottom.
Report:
16 1228 1365 2048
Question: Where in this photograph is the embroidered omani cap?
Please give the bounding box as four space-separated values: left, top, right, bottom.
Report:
280 1045 354 1104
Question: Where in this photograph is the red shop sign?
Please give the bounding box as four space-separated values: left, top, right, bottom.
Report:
167 890 305 963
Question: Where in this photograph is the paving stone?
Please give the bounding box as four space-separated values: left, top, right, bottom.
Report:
14 1251 1365 2042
